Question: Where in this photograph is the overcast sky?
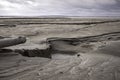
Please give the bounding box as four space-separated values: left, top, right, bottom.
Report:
0 0 120 16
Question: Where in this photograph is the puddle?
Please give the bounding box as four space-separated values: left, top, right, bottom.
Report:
51 53 76 60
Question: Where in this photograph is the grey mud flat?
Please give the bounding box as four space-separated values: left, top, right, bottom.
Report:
0 17 120 80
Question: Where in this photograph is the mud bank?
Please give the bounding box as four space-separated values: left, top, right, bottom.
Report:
14 31 120 59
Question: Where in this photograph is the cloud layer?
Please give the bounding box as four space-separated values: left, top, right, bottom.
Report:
0 0 120 16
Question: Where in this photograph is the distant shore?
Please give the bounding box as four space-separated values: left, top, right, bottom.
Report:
0 16 120 19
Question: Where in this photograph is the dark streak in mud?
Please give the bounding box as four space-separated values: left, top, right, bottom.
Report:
0 19 120 26
0 24 16 27
13 20 120 25
47 32 120 44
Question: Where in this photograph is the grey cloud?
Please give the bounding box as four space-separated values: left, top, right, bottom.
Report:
0 0 120 16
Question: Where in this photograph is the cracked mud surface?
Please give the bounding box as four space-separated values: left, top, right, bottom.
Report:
0 18 120 80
